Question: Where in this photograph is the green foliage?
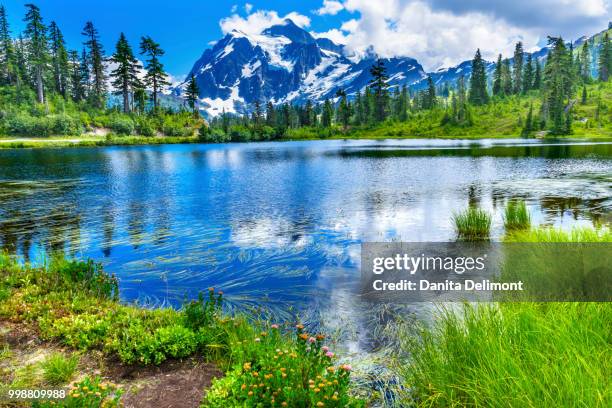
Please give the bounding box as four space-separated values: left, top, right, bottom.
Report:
41 352 79 385
202 323 359 407
109 115 135 136
34 376 122 407
399 302 611 407
503 200 531 231
452 208 492 241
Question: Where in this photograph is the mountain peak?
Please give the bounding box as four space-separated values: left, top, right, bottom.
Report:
262 19 315 45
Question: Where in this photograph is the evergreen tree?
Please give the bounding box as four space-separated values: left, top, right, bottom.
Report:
599 33 611 81
14 35 28 89
335 89 351 131
140 36 169 111
522 102 533 136
24 3 48 104
354 90 365 125
533 61 542 90
321 99 333 127
468 49 489 105
82 21 106 107
492 54 503 96
368 58 389 122
363 87 373 123
523 54 534 93
580 40 591 82
133 87 146 114
513 42 524 94
48 21 69 97
185 74 200 116
0 5 15 85
543 36 573 134
422 76 436 109
78 48 90 100
265 101 276 127
110 33 142 113
399 85 409 121
502 58 513 95
68 50 84 101
581 85 587 104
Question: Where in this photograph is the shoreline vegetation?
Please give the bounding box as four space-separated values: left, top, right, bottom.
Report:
0 5 611 149
1 221 610 406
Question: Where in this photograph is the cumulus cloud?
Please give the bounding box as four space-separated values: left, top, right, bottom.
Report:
310 28 349 44
220 9 311 36
316 0 345 15
326 0 609 70
244 3 253 13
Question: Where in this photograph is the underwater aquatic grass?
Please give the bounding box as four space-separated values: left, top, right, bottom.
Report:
503 200 531 231
452 208 492 241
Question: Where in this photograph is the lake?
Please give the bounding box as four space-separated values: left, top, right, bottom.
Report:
0 138 610 348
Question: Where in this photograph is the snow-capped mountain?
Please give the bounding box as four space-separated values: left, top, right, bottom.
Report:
174 19 427 116
174 18 608 117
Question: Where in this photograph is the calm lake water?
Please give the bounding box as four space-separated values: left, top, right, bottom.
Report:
0 138 611 347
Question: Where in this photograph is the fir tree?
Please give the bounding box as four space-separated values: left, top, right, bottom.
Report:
533 61 542 90
302 100 313 126
599 33 610 82
543 36 573 134
24 3 48 104
513 42 524 94
110 33 142 113
82 21 106 107
492 54 503 96
185 74 200 116
321 99 333 128
133 87 146 114
354 90 365 125
68 50 84 101
399 85 409 121
265 101 276 127
368 58 389 122
422 76 436 109
140 36 169 111
335 89 351 131
580 40 591 82
0 5 15 85
522 54 534 93
468 49 489 105
581 85 587 104
502 58 513 95
522 103 533 136
78 48 90 100
48 21 69 97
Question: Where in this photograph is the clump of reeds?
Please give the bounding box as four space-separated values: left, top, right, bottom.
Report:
503 200 531 231
452 208 492 241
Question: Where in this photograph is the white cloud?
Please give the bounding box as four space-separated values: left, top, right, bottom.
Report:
244 3 253 13
310 28 349 44
333 0 541 70
230 4 238 13
316 0 345 15
220 9 311 36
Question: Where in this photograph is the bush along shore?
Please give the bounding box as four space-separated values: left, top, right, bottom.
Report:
0 255 365 407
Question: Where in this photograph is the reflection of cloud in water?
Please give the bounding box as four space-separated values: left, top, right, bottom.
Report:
231 217 313 249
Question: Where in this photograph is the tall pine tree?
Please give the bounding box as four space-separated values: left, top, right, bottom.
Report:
82 21 106 107
140 36 169 111
110 33 142 113
492 54 503 96
522 54 534 93
24 3 48 104
185 74 200 116
513 42 524 94
0 5 15 85
468 49 489 105
599 33 610 82
368 58 389 122
48 21 69 97
580 40 591 82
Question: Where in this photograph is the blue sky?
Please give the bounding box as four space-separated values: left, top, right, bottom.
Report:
2 0 610 77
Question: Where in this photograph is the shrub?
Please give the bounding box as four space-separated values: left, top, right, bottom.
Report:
135 117 156 137
201 127 230 143
47 257 119 300
203 323 357 407
229 125 251 142
109 116 134 136
51 114 81 136
41 352 79 385
33 376 122 408
452 208 491 241
183 289 223 330
504 200 531 231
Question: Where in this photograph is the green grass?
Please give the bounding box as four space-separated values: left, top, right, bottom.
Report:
452 208 492 241
0 253 364 407
503 200 531 231
397 226 612 407
41 352 79 385
399 302 611 407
